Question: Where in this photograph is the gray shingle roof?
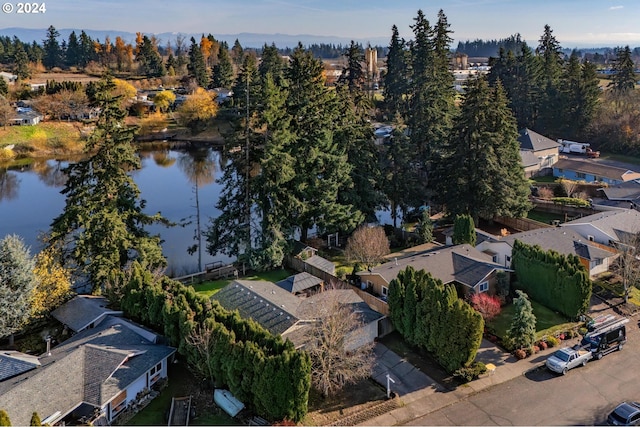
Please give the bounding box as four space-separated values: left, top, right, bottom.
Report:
276 272 323 293
305 255 336 274
520 149 541 168
501 227 615 261
518 128 560 152
214 280 301 334
554 158 640 182
561 209 640 242
0 351 40 381
600 181 640 202
51 295 123 332
0 318 176 426
359 244 502 287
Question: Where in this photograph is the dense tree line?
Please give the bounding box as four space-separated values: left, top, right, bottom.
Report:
113 262 311 422
387 266 484 373
511 240 592 318
455 34 527 57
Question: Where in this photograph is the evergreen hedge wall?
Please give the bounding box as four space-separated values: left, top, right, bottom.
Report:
117 263 311 422
511 239 592 318
388 266 484 373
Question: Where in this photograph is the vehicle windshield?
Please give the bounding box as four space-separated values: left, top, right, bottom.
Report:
553 350 570 362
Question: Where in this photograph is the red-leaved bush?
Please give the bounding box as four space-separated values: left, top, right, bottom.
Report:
470 293 502 321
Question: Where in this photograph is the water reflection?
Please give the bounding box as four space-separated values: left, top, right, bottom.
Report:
32 159 68 188
177 148 220 271
0 168 19 202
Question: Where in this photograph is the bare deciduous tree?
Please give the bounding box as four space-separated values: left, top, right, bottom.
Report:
613 231 640 304
344 226 390 267
559 178 579 197
304 291 375 397
186 320 218 383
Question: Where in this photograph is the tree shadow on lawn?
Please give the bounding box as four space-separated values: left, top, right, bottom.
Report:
378 332 464 391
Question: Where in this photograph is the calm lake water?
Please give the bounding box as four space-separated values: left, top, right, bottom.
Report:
0 147 233 276
0 146 396 275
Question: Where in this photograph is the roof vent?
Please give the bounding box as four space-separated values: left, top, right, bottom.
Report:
394 257 398 265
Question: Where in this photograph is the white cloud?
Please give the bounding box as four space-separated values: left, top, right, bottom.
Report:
609 5 624 10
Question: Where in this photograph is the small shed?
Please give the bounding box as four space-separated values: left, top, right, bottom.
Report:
214 389 244 417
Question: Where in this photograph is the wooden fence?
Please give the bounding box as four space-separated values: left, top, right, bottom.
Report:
494 216 554 232
284 255 390 316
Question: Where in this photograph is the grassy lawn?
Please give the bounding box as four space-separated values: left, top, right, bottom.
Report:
526 209 564 224
529 176 557 183
192 268 293 298
0 122 84 151
127 363 238 426
593 273 640 306
487 299 571 340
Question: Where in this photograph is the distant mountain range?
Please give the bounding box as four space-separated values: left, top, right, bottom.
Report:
0 27 390 49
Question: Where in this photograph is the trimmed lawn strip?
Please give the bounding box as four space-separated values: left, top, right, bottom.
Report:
192 268 294 297
487 299 570 339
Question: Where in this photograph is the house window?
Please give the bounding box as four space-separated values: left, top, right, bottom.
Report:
492 255 498 263
149 362 162 385
381 286 388 297
593 258 603 266
588 235 595 241
478 281 489 293
576 172 586 179
505 255 511 266
558 168 563 173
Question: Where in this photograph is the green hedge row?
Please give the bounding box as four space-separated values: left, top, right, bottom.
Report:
511 240 591 318
551 197 591 207
388 266 484 373
118 263 311 422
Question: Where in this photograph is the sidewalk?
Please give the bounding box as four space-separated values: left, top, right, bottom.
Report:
360 295 624 426
360 338 560 426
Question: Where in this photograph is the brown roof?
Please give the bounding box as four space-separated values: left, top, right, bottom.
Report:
554 159 640 182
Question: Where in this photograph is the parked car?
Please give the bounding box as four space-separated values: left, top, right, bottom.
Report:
607 402 640 426
545 346 592 375
582 316 628 360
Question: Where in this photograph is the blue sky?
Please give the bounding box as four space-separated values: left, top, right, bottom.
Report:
4 0 640 47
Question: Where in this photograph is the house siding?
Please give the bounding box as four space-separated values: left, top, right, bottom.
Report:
345 321 379 352
559 224 613 246
553 167 621 185
357 273 389 297
476 241 513 268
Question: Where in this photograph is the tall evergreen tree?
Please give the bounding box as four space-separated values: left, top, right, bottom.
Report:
407 10 456 201
383 25 408 118
609 45 637 95
284 44 360 240
452 214 476 246
42 25 62 69
210 42 234 88
136 35 165 78
434 76 530 223
49 76 167 292
78 30 95 68
258 43 285 84
506 290 537 350
561 50 601 139
0 235 36 344
187 37 208 87
66 30 80 67
535 25 564 137
13 44 30 80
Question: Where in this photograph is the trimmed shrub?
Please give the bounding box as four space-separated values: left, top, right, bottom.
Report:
514 348 527 359
538 340 548 350
546 336 560 348
453 362 487 382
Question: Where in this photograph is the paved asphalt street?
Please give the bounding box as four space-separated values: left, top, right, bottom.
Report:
407 313 640 426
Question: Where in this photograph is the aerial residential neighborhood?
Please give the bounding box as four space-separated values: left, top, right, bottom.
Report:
1 1 640 426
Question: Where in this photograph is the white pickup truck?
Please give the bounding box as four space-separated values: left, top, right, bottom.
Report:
545 346 593 375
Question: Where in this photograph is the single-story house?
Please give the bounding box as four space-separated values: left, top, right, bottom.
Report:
356 244 509 299
0 316 176 426
214 280 382 350
560 209 640 247
553 158 640 185
596 181 640 209
52 295 123 333
275 272 323 296
0 72 17 83
9 109 43 126
518 128 560 177
476 227 618 277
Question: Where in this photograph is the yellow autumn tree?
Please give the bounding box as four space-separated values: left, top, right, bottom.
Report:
177 87 218 131
153 90 176 112
113 78 137 104
31 248 74 318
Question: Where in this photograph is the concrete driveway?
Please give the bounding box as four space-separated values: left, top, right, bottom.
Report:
371 343 444 396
